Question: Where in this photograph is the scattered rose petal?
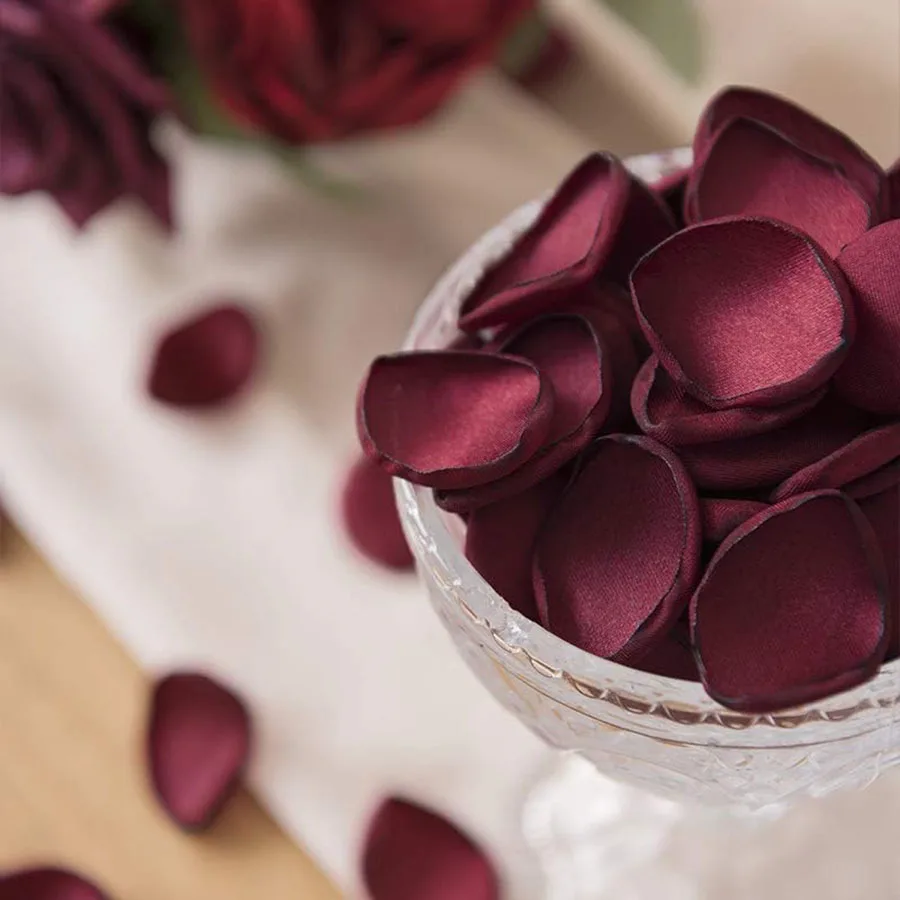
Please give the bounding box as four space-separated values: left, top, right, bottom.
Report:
632 217 854 409
631 355 827 447
846 461 900 501
534 435 701 664
362 798 499 900
678 394 869 491
341 455 414 571
689 117 872 255
458 153 674 331
0 868 108 900
634 620 699 681
771 424 900 502
857 486 899 659
833 221 900 415
691 491 890 713
433 314 610 510
147 672 251 831
148 305 259 408
888 158 900 218
700 498 768 544
465 475 564 621
358 351 554 490
585 281 646 351
653 167 689 228
693 87 887 214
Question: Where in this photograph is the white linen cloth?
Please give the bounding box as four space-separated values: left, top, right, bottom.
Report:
2 72 899 900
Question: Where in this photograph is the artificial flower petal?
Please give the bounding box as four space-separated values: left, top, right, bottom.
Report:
633 620 699 681
693 86 887 214
691 491 890 713
148 305 259 409
833 221 900 415
458 153 673 332
465 474 564 621
147 672 251 831
358 351 554 490
857 485 899 659
678 394 869 491
0 868 108 900
689 117 872 255
434 313 610 510
700 498 768 544
653 166 689 228
631 217 855 409
341 455 414 571
631 355 827 447
362 798 499 900
771 424 900 502
888 158 900 219
534 435 702 664
845 461 900 502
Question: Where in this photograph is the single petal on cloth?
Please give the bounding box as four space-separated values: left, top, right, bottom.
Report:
678 394 869 491
534 434 701 664
693 86 887 215
631 217 855 409
358 351 554 490
362 797 500 900
0 868 109 900
631 355 827 447
456 152 670 332
465 474 565 621
688 117 873 256
700 498 768 544
341 455 414 571
771 424 900 502
147 672 252 831
148 305 260 408
833 221 900 415
433 313 610 511
857 485 900 659
691 491 890 713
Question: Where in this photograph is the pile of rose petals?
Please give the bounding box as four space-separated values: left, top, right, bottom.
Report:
358 87 900 713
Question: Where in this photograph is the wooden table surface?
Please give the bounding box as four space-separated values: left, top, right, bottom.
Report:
0 529 340 899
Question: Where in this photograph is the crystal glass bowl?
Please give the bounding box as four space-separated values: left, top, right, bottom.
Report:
395 149 900 818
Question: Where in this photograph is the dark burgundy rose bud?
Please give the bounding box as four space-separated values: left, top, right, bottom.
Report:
693 86 888 217
833 221 900 416
631 217 855 410
0 0 173 228
178 0 532 144
691 491 890 713
687 117 873 255
362 797 499 900
534 434 702 665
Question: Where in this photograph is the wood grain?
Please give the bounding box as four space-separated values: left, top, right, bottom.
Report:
0 530 340 899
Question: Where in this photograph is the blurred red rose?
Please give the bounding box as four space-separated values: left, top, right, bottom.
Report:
0 0 173 228
178 0 534 143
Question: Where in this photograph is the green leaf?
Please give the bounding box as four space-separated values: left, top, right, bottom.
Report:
599 0 706 85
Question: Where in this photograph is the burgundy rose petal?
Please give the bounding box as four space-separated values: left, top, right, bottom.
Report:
465 475 564 621
358 351 554 490
631 217 855 409
700 498 768 544
888 158 900 219
833 221 900 415
458 154 632 332
534 435 702 664
693 87 887 214
858 486 900 659
147 672 251 831
653 166 689 228
341 455 414 571
0 868 108 900
362 798 499 900
631 355 827 447
689 117 873 255
679 394 869 491
846 460 900 501
634 620 699 681
148 305 259 409
433 314 610 510
771 424 900 502
691 491 890 713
